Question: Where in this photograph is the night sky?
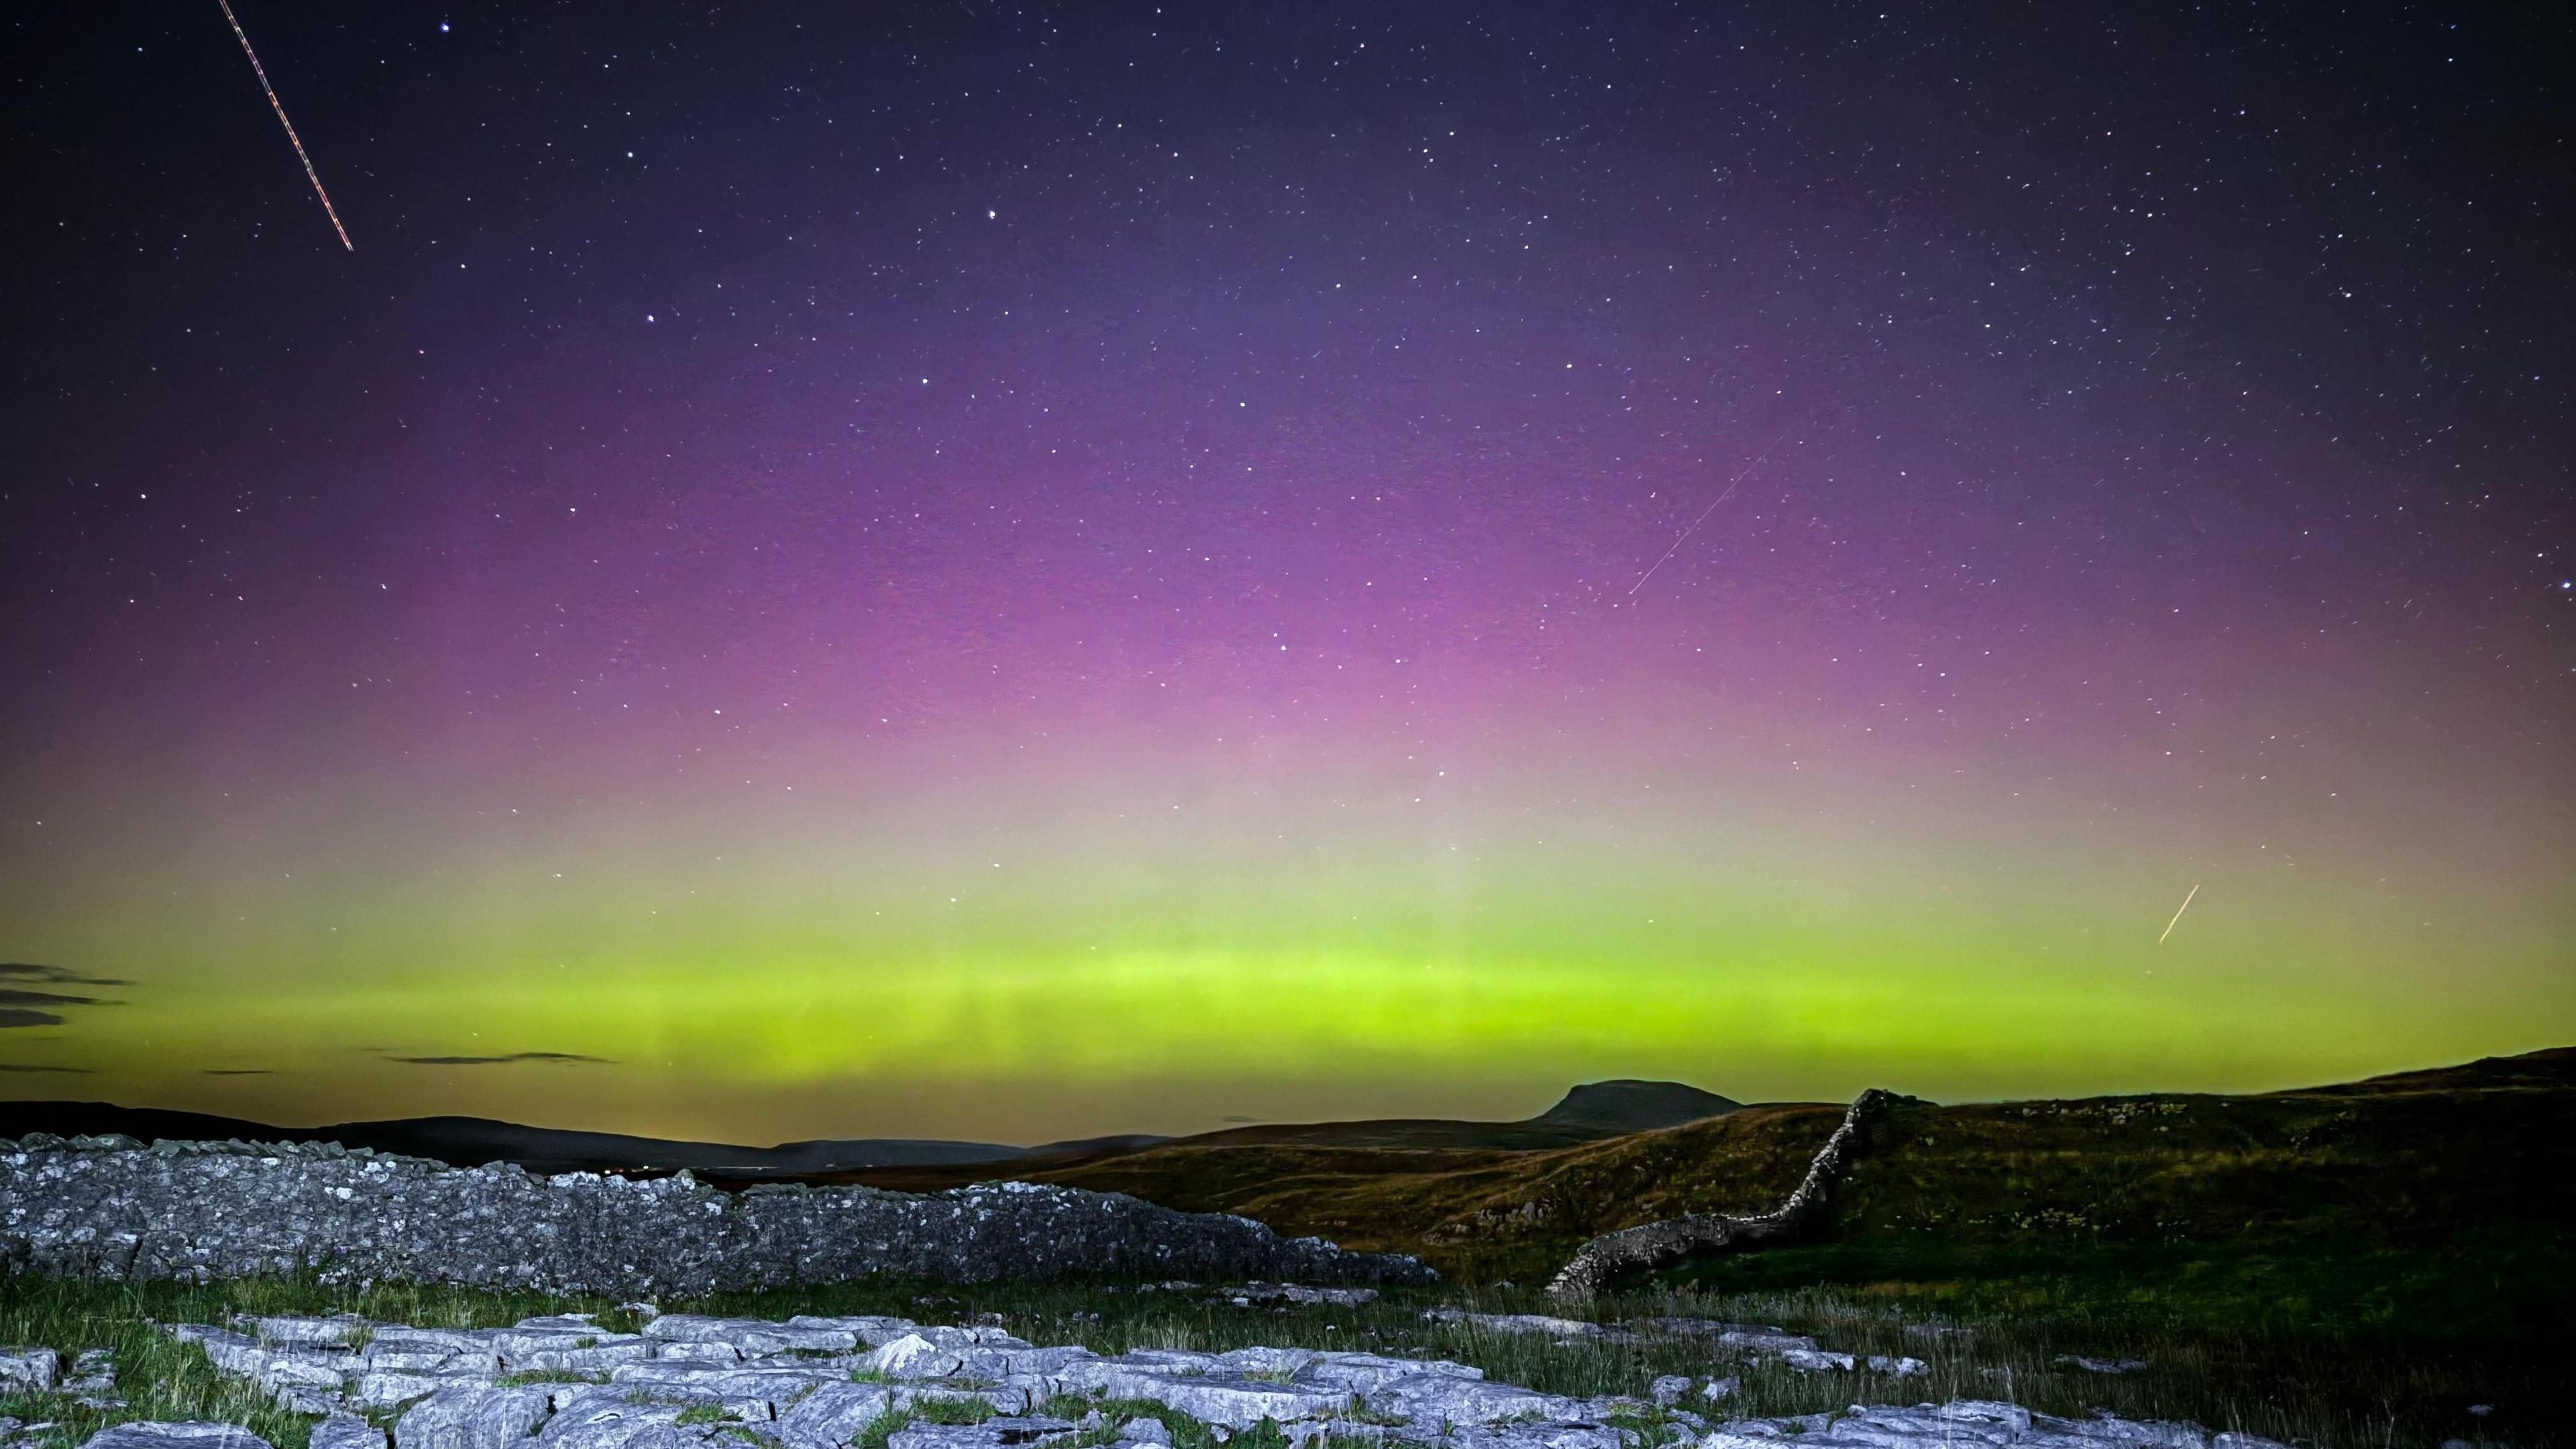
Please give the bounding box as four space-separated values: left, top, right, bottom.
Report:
3 2 2569 1144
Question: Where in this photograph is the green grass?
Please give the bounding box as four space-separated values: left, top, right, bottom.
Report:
911 1397 998 1426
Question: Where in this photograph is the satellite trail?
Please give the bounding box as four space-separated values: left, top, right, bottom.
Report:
217 0 352 251
1628 424 1799 597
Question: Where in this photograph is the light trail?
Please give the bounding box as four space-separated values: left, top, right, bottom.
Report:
217 0 352 251
2158 882 2201 945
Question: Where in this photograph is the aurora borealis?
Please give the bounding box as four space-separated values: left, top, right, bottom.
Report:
3 3 2569 1143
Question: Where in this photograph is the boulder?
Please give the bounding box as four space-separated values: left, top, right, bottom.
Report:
395 1385 557 1449
1093 1367 1350 1430
0 1348 60 1391
885 1421 1079 1449
77 1428 270 1449
536 1391 729 1449
350 1371 491 1412
248 1317 371 1349
312 1415 390 1449
861 1336 962 1381
774 1383 897 1449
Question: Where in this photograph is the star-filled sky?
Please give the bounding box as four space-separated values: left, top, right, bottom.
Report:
3 2 2569 1144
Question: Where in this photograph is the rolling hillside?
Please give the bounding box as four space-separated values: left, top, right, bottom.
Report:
845 1049 2576 1334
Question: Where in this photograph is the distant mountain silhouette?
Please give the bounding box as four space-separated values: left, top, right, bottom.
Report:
0 1079 1739 1175
1532 1079 1743 1134
0 1103 1159 1177
1165 1080 1742 1153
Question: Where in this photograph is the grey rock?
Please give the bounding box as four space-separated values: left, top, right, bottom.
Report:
257 1354 353 1395
170 1330 272 1383
885 1422 1079 1449
1701 1401 2123 1449
537 1390 731 1449
249 1317 372 1349
66 1348 119 1393
2041 1413 2202 1449
785 1318 919 1350
1095 1366 1351 1429
1293 1353 1478 1397
860 1336 963 1381
607 1362 837 1419
0 1348 61 1391
774 1383 896 1449
1282 1425 1386 1449
77 1425 271 1449
1229 1285 1378 1307
313 1414 390 1449
361 1351 492 1377
1369 1375 1585 1430
885 1429 1019 1449
1447 1425 1625 1449
1698 1379 1737 1403
1648 1379 1691 1408
2053 1356 2150 1376
1118 1421 1172 1448
973 1419 1081 1445
510 1341 655 1374
644 1318 852 1358
351 1370 493 1411
370 1330 498 1358
885 1413 1087 1444
1424 1312 1605 1342
395 1385 558 1449
651 1344 743 1366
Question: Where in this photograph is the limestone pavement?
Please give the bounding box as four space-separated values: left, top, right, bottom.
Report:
1 1307 2284 1449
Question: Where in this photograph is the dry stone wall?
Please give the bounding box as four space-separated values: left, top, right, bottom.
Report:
0 1134 1433 1293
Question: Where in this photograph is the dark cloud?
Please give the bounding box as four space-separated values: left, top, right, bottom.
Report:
0 963 129 986
0 965 125 1028
0 1062 93 1073
1 989 107 1008
385 1052 613 1067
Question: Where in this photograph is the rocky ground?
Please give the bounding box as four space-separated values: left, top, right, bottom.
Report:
0 1305 2287 1449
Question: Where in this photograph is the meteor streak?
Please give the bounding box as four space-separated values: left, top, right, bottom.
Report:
2158 883 2200 945
217 0 352 251
1628 424 1797 596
